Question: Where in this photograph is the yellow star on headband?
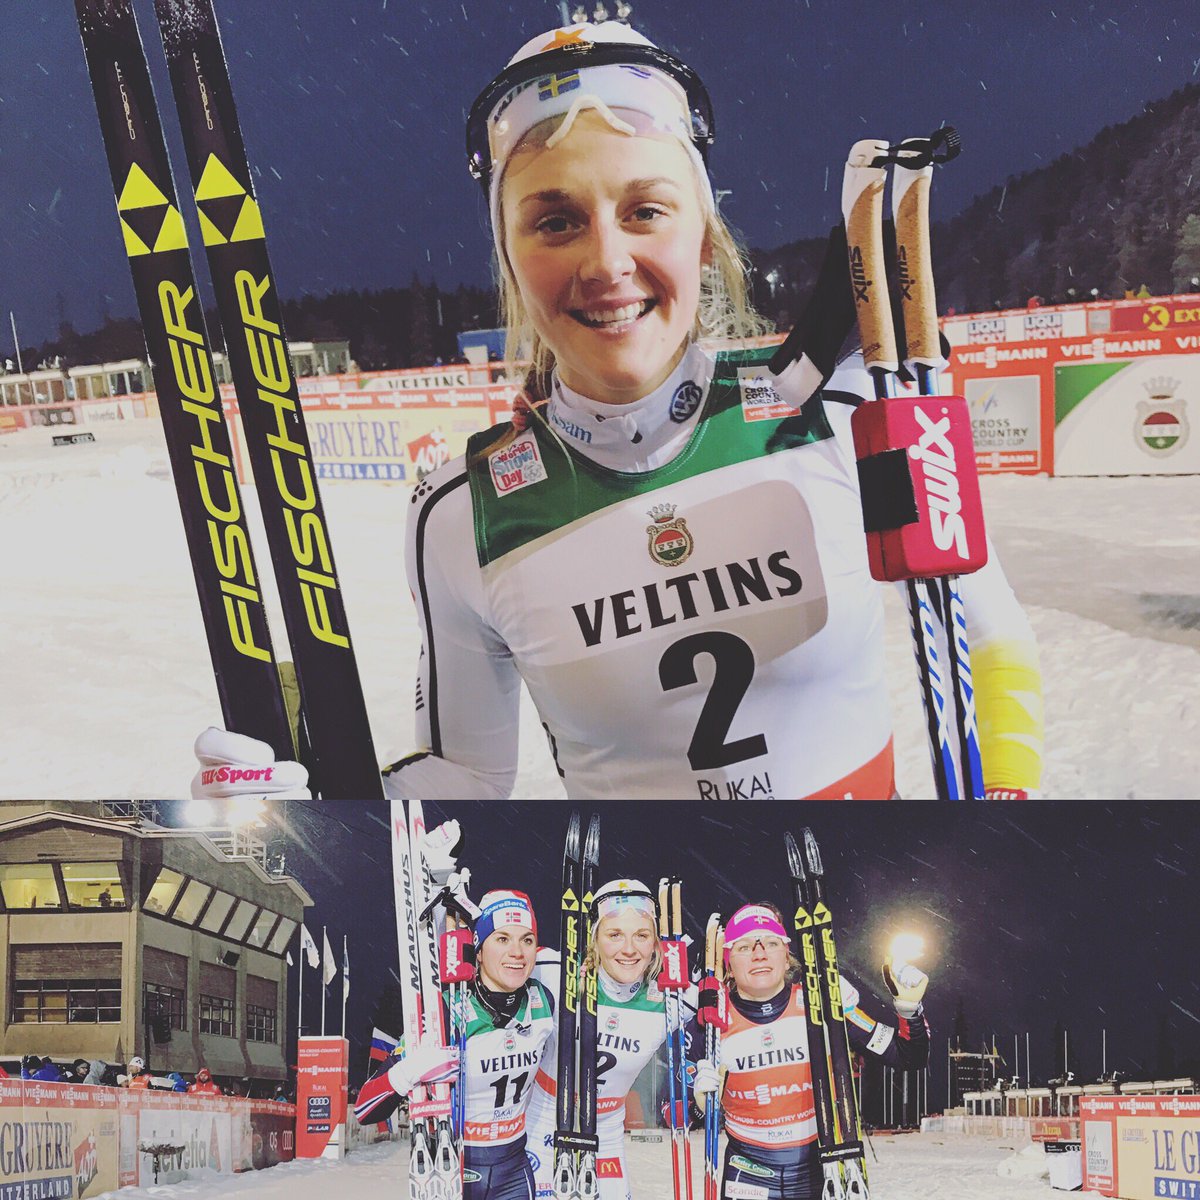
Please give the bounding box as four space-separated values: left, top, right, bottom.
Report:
542 28 588 51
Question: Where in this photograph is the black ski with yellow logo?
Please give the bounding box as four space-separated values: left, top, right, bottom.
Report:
77 0 381 799
75 0 293 756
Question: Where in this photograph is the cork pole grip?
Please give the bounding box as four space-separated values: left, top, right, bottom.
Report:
893 163 942 366
842 140 899 374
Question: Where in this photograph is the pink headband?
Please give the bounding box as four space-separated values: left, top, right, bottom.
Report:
724 904 789 959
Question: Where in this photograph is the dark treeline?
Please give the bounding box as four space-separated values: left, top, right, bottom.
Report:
27 83 1200 371
27 276 499 374
749 81 1200 326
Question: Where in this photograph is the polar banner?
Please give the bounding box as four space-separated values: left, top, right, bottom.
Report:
1082 1094 1200 1199
1054 356 1200 475
296 1037 349 1159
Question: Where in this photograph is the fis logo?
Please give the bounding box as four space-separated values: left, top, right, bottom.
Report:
910 405 970 560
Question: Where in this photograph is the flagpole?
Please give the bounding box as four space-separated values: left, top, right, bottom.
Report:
297 946 304 1038
321 925 328 1035
341 933 348 1039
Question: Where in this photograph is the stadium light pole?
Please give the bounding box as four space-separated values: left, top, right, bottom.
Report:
9 312 23 375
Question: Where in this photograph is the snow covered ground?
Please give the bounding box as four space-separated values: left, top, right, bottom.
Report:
88 1130 1100 1200
1 416 1197 799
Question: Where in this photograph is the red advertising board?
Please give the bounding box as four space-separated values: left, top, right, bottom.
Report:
295 1037 349 1158
1082 1094 1200 1199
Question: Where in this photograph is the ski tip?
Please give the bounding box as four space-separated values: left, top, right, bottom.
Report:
802 827 824 876
583 814 600 863
565 811 581 856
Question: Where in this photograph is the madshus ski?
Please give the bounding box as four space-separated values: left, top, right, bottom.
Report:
554 813 601 1200
392 799 463 1200
787 829 869 1200
77 0 380 799
75 0 293 756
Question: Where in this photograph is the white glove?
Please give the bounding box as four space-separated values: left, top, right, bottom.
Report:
882 958 928 1018
691 1058 721 1098
838 975 860 1014
386 1043 460 1095
422 820 464 885
192 727 310 800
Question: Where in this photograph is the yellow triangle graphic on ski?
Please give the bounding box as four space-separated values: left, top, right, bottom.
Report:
198 208 229 247
117 162 169 211
230 196 265 242
120 217 152 258
152 206 189 253
195 153 246 201
794 906 812 928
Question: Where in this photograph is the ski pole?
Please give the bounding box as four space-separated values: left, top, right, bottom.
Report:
698 914 727 1200
891 130 985 801
842 133 987 799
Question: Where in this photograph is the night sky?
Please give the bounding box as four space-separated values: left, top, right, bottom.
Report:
6 2 1200 346
155 800 1200 1101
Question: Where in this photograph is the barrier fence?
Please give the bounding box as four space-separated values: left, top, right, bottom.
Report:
0 1076 296 1196
5 294 1198 477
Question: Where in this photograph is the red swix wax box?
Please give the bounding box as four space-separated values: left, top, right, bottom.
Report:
851 394 988 581
657 939 688 990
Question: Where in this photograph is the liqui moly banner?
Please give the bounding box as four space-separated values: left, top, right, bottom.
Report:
296 1037 349 1159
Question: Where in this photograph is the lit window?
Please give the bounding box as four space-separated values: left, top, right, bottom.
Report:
198 891 236 933
172 879 213 924
11 980 121 1023
61 862 126 910
267 918 297 955
248 910 279 948
0 864 62 910
145 868 184 915
223 900 258 943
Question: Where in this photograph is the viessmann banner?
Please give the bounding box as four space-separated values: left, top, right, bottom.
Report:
0 1079 120 1200
0 1079 296 1196
1082 1094 1200 1199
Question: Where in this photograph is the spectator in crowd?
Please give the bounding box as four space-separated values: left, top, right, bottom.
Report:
83 1060 108 1086
22 1055 66 1082
71 1059 90 1082
272 1083 290 1103
167 1072 190 1092
126 1057 152 1090
188 1066 222 1096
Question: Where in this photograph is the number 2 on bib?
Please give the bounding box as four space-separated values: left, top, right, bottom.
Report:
659 631 768 771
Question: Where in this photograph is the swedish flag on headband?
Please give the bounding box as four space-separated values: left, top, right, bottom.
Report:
538 71 580 101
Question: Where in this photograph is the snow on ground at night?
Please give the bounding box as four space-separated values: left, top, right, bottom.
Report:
2 416 1197 799
89 1130 1100 1200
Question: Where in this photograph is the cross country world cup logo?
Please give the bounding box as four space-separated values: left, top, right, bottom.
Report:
646 503 694 567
